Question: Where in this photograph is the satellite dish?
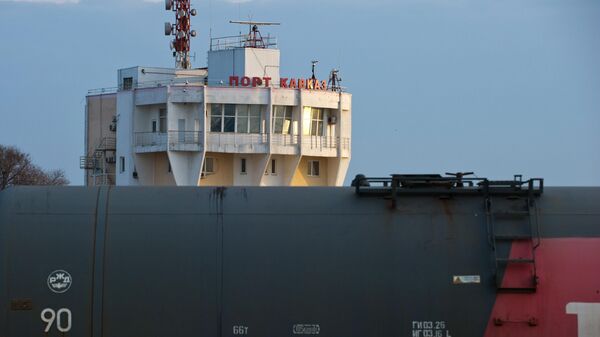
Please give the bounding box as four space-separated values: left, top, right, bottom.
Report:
177 9 186 17
164 22 173 36
191 9 197 16
169 40 175 50
190 30 197 37
165 0 173 10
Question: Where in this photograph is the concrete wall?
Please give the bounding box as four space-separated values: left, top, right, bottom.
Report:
207 48 280 87
116 91 137 186
291 156 328 186
85 94 117 186
200 152 234 186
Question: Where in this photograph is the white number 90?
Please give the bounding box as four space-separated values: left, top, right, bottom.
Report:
41 308 72 333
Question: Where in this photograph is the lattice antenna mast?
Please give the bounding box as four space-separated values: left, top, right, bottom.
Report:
229 20 280 48
165 0 198 69
328 69 342 92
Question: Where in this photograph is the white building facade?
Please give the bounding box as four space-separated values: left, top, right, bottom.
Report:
83 34 351 187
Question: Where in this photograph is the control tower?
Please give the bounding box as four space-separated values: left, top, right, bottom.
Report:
82 6 351 187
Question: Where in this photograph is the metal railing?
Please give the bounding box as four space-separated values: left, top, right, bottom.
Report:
134 132 167 147
168 131 203 145
271 134 299 146
210 34 277 51
302 136 338 149
135 131 204 147
207 132 268 147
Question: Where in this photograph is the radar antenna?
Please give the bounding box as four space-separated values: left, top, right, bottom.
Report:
165 0 198 69
327 69 342 92
229 20 280 48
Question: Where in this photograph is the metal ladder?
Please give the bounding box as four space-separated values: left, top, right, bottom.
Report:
485 177 542 292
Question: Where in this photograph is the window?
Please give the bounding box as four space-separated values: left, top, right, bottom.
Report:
310 108 324 136
271 159 277 175
123 77 133 90
240 158 247 174
224 104 235 132
119 157 125 173
273 106 293 134
210 104 263 133
159 109 167 133
152 120 157 133
203 157 215 174
210 104 222 132
308 160 320 177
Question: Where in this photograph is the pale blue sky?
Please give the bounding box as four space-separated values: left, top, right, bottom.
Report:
0 0 598 185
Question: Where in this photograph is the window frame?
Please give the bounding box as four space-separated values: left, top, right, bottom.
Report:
210 104 263 134
307 160 320 177
240 158 247 175
119 157 125 173
203 157 215 175
273 105 293 134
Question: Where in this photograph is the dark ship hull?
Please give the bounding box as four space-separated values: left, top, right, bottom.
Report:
1 182 599 337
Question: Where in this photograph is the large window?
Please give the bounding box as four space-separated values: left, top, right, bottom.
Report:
210 104 262 133
273 106 293 134
310 108 324 136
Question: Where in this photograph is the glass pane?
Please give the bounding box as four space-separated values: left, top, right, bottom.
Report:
211 104 222 117
317 121 323 136
224 116 235 132
283 120 291 135
312 108 322 120
249 117 261 133
237 116 248 133
311 121 318 136
314 161 320 176
285 106 293 119
249 105 261 117
237 104 249 117
210 117 222 132
273 118 283 134
224 104 236 116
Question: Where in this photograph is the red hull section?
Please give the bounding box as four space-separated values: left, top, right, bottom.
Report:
485 238 600 337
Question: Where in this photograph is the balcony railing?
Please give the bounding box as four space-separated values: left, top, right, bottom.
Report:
167 131 203 145
207 132 268 147
302 136 339 150
135 132 167 147
271 134 300 146
134 131 349 155
134 131 203 148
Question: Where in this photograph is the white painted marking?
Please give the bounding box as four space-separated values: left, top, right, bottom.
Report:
566 302 600 337
47 270 72 294
41 308 72 333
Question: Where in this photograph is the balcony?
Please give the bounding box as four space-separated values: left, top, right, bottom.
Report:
134 131 203 153
271 134 300 155
206 132 269 153
133 131 350 157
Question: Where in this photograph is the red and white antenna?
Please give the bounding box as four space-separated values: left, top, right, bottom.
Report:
165 0 197 69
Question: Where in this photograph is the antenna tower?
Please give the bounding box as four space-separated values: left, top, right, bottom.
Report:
328 69 342 92
165 0 198 69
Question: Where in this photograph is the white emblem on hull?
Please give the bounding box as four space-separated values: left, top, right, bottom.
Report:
566 302 600 337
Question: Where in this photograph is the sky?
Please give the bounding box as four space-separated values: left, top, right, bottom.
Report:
0 0 598 186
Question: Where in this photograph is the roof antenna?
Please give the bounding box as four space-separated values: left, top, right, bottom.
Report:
311 60 319 81
229 20 280 48
165 0 198 69
328 69 342 92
